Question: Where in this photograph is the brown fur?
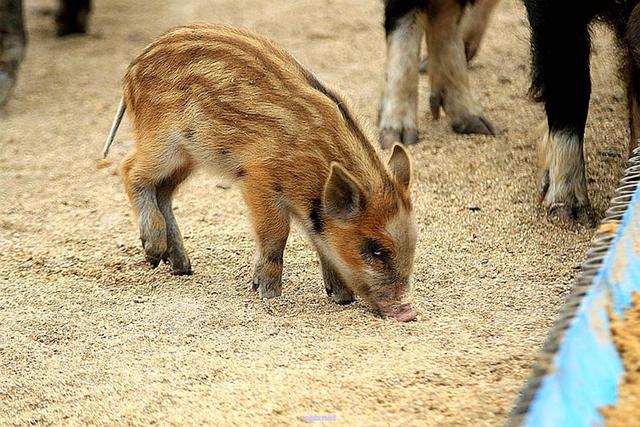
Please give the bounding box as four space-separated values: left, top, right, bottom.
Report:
109 24 418 321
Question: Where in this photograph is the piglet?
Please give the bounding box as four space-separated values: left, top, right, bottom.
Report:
103 24 418 321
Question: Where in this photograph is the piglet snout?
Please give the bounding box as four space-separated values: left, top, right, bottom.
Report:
379 302 417 322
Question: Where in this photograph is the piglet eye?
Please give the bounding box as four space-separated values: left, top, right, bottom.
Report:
362 239 389 264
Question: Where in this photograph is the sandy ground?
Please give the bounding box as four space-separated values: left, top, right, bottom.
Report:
601 293 640 427
0 0 632 425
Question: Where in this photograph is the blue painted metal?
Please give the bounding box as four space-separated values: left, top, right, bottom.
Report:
508 153 640 427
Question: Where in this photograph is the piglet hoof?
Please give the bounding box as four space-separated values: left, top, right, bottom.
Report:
171 265 193 276
331 286 355 305
380 128 418 149
168 249 193 275
380 303 417 322
252 275 282 299
452 115 496 136
0 70 16 107
145 253 163 269
141 239 167 269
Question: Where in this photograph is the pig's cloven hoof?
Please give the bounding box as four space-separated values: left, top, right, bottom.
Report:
540 172 596 227
548 203 596 228
452 115 496 136
252 274 282 299
141 238 168 269
379 128 418 149
330 286 355 305
167 249 192 275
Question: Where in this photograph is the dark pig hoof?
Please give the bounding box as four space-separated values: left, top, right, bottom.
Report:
331 286 355 305
548 203 573 225
452 115 496 136
575 206 597 228
171 267 193 276
141 238 167 269
548 203 596 228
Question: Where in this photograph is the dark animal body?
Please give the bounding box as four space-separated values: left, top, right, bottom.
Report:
378 0 498 148
0 0 91 106
104 24 419 322
525 0 640 225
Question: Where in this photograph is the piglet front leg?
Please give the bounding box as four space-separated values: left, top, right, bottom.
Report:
319 255 354 305
243 184 290 299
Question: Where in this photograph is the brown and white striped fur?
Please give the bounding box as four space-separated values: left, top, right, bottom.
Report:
104 24 418 322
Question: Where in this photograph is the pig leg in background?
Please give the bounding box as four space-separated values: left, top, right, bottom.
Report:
461 0 499 62
56 0 91 36
379 1 423 148
625 4 640 157
121 151 169 268
419 0 499 73
425 0 494 135
0 0 25 107
526 0 594 225
156 168 193 276
243 177 290 299
319 254 354 305
625 62 640 158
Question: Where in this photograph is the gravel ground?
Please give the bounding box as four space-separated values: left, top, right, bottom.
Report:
0 0 632 425
602 293 640 426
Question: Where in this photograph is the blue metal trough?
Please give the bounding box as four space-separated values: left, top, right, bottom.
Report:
507 147 640 427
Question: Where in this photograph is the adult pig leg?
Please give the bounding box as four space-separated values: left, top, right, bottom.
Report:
0 0 25 107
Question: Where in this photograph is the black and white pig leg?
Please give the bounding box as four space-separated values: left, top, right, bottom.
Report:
378 1 424 148
0 0 25 107
526 2 595 225
424 0 495 135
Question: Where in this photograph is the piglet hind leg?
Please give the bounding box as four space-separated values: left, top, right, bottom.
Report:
378 4 423 148
243 181 290 299
424 0 495 136
121 151 168 268
319 255 354 305
155 168 192 275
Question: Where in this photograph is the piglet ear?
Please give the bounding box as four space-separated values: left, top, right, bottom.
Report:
323 162 366 220
388 143 412 190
